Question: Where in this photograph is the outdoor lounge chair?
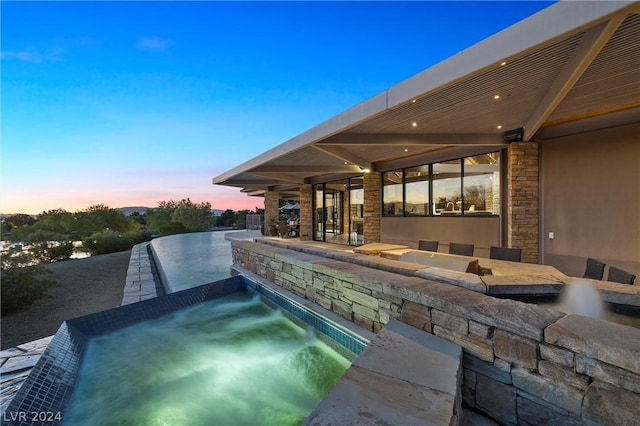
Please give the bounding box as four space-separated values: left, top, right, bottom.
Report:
489 246 522 262
607 266 636 285
583 258 605 280
418 240 439 252
449 242 474 256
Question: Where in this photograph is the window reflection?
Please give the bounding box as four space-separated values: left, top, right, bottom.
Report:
380 151 501 217
463 153 500 215
433 160 462 215
383 170 403 216
314 185 324 240
405 165 429 216
349 177 364 245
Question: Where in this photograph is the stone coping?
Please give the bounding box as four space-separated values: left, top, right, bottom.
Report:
122 242 159 305
397 250 480 274
562 277 640 306
545 315 640 375
0 337 54 414
352 242 409 255
257 238 639 307
304 319 463 426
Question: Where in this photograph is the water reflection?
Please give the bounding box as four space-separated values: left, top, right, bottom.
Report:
150 231 233 292
64 293 350 426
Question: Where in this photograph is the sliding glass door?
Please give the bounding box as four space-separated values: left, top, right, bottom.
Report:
313 177 363 246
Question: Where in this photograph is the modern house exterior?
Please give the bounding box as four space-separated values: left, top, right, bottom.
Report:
213 1 640 278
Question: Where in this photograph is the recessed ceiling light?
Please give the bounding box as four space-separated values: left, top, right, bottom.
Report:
497 125 502 129
494 95 500 100
412 122 417 127
500 61 507 66
412 99 416 103
404 148 409 152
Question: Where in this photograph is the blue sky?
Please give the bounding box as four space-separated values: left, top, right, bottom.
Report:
1 1 554 214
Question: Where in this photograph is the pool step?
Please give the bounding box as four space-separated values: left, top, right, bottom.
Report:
304 318 463 425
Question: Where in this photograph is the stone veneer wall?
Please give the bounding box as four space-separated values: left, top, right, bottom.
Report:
363 171 381 244
264 190 280 233
299 184 313 241
507 142 539 264
232 239 640 425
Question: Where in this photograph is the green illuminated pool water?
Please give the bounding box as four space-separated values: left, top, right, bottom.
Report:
63 293 351 426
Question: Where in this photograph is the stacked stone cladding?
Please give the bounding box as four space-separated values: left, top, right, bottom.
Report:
299 184 313 241
363 172 381 244
507 143 539 264
232 239 640 425
264 190 280 234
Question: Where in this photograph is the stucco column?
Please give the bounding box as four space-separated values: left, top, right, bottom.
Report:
264 190 279 234
363 172 381 244
507 142 539 263
299 184 313 241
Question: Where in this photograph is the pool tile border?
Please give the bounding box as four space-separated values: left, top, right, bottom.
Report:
3 277 248 425
3 268 371 425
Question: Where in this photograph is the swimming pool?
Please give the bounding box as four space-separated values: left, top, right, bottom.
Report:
63 292 351 426
149 231 234 293
4 275 367 426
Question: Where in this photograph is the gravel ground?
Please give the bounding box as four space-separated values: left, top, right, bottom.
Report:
1 250 131 350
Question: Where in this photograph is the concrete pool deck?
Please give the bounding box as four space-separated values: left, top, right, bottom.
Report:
2 236 468 424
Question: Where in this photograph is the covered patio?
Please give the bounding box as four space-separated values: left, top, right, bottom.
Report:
214 1 639 277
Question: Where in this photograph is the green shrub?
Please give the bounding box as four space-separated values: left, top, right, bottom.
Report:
82 230 152 255
83 230 132 255
32 241 75 263
128 229 153 245
1 252 58 315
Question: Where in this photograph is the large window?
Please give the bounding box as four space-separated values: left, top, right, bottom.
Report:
433 160 462 215
383 170 403 216
463 153 500 215
382 151 501 217
405 165 430 216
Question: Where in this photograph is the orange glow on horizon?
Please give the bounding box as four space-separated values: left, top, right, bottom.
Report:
1 187 263 215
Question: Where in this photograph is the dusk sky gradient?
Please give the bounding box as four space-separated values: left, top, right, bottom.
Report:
1 1 554 214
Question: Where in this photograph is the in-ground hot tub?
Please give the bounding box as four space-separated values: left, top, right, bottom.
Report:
3 275 367 426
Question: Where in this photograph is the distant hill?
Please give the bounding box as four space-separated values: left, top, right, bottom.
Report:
116 206 150 216
116 207 227 216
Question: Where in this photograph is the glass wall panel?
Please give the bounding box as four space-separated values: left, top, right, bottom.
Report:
324 181 345 243
404 165 430 216
432 159 462 215
349 176 364 245
463 152 501 215
314 184 324 240
383 170 403 216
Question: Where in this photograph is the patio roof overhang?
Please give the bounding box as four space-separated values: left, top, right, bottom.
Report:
213 1 640 196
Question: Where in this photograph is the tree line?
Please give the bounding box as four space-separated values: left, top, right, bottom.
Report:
1 199 262 314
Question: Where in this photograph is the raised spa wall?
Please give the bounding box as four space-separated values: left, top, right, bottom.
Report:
231 238 640 425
